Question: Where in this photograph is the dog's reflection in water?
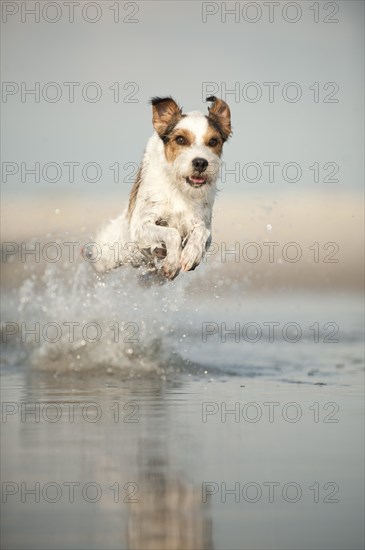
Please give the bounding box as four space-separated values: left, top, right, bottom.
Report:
126 470 213 550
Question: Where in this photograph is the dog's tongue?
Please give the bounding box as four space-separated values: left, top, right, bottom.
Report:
190 176 206 184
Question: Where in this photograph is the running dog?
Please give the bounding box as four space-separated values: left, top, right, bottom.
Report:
91 96 232 280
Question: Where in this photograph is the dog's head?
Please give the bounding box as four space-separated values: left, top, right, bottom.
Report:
151 96 232 194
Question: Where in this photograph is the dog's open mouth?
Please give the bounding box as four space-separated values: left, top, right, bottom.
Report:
186 175 207 187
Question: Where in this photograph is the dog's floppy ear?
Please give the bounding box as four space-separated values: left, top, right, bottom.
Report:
150 97 183 138
206 96 232 141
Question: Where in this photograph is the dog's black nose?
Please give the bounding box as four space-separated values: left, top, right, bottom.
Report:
192 157 208 172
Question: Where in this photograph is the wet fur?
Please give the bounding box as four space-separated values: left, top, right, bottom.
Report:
93 96 232 280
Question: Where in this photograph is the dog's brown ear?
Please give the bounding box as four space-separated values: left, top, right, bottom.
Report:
150 97 183 138
206 96 232 141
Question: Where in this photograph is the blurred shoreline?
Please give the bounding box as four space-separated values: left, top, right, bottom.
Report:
1 190 364 291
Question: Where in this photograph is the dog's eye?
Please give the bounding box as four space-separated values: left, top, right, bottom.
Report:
176 136 187 145
208 138 218 147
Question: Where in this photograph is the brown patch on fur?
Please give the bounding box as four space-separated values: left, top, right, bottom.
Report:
203 125 224 157
164 128 195 163
151 97 183 137
206 96 232 141
154 220 168 257
127 167 142 221
152 245 167 259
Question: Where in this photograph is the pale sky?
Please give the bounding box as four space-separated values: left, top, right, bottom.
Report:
1 0 364 196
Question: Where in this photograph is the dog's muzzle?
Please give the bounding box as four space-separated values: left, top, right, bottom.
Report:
187 157 209 187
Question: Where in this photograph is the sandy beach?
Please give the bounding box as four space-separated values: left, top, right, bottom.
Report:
1 190 363 291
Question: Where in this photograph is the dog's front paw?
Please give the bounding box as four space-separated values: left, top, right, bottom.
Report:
180 245 203 272
162 257 180 280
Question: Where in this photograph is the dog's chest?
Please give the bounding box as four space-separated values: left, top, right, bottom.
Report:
160 196 211 234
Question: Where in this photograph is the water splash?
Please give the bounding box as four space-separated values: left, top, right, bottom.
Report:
13 260 197 377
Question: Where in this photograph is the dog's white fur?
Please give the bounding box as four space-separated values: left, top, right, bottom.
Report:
91 97 231 280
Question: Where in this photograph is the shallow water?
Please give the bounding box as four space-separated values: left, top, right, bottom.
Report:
1 262 364 549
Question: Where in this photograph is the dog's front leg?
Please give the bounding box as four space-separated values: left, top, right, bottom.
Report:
138 223 182 279
180 226 211 272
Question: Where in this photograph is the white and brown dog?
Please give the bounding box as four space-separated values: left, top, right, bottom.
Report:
92 96 232 280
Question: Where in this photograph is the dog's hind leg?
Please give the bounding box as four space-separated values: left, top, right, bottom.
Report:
88 211 134 273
